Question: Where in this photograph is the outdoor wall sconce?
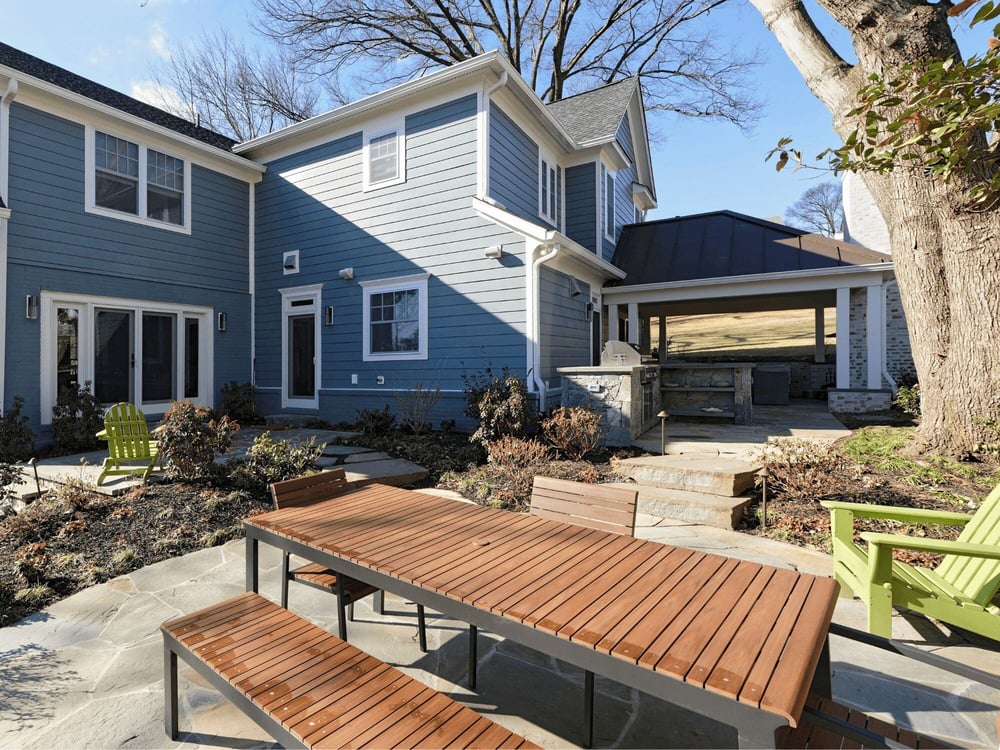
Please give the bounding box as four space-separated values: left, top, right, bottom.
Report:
338 267 354 280
25 294 39 320
484 245 503 259
325 306 335 326
217 312 227 332
282 250 299 274
585 302 594 322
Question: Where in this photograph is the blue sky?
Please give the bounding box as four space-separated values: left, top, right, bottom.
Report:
2 1 987 223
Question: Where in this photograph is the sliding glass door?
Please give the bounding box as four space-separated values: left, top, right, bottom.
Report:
94 309 134 404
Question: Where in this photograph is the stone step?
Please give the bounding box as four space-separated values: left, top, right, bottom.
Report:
611 455 760 496
344 457 428 487
608 482 752 530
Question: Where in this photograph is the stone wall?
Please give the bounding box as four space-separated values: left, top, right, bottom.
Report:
828 389 892 413
884 280 914 382
559 366 659 446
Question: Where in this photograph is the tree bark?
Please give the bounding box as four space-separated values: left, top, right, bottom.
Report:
750 0 1000 455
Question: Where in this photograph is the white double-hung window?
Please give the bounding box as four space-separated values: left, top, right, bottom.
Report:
87 127 190 232
361 274 429 361
539 152 560 226
601 162 616 242
363 121 405 190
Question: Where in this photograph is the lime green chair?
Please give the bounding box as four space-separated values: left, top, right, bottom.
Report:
822 483 1000 639
96 403 160 486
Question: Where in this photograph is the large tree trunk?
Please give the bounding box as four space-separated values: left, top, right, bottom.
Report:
750 0 1000 455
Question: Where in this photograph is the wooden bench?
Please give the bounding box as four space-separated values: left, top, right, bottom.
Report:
778 622 1000 749
162 592 538 749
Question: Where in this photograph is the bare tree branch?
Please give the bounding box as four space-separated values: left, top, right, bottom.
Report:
785 181 844 236
150 29 323 141
255 0 762 125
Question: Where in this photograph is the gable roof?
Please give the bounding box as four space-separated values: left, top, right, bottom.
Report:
0 42 236 151
545 78 637 146
610 210 889 285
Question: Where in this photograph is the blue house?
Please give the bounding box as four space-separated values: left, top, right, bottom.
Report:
0 45 656 434
238 52 655 424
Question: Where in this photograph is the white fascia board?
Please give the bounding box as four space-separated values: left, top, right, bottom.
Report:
238 50 579 161
473 196 625 280
2 67 265 183
625 88 656 202
603 263 895 304
632 183 656 210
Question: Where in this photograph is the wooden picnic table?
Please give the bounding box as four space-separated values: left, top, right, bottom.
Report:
244 483 839 748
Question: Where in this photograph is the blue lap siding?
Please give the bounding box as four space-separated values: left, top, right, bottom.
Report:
5 101 252 432
252 92 529 426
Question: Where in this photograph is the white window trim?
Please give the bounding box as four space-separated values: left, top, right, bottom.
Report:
362 121 406 191
280 283 323 409
39 292 213 424
538 150 559 226
360 273 429 362
84 125 193 235
601 162 617 243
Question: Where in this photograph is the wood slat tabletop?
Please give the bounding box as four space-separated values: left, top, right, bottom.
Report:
246 484 839 729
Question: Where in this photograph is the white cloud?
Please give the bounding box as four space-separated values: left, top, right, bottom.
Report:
88 47 110 66
130 80 190 119
148 22 171 61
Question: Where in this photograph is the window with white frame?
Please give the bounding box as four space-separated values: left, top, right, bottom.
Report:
88 128 190 231
539 154 560 226
40 293 212 423
363 125 405 189
601 163 616 241
361 274 429 361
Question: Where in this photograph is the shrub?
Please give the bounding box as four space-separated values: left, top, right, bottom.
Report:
157 400 239 481
486 436 552 468
542 406 603 459
754 438 847 502
221 381 257 423
464 367 533 445
230 432 325 493
50 384 103 454
0 396 33 462
893 382 920 417
395 382 440 435
0 462 23 513
355 405 396 436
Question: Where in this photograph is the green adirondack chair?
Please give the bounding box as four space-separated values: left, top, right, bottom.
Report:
96 403 160 486
822 483 1000 640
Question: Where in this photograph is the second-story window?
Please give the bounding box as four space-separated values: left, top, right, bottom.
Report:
601 163 616 241
95 132 139 215
89 129 189 232
363 123 406 190
539 155 560 225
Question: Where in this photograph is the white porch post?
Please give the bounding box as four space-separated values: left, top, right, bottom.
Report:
608 304 620 341
836 288 851 388
627 303 639 344
814 307 826 363
866 284 884 389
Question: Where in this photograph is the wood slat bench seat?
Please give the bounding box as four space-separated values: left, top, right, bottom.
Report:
162 592 538 749
779 694 948 749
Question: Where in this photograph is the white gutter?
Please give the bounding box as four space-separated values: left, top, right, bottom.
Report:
527 243 559 411
0 77 17 415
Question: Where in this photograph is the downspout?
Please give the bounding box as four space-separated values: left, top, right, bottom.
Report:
248 182 256 391
478 71 508 201
527 242 559 412
0 78 19 415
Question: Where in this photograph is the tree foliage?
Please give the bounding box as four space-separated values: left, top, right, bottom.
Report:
784 181 843 236
769 2 1000 210
255 0 761 125
152 29 327 141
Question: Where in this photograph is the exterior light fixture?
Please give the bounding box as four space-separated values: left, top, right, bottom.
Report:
325 306 335 326
217 312 227 331
484 245 503 259
25 294 39 320
338 267 354 280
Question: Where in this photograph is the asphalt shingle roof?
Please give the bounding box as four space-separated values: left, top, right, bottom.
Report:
546 77 637 145
0 42 236 151
611 210 889 285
